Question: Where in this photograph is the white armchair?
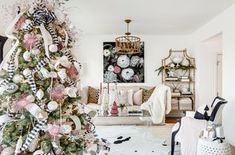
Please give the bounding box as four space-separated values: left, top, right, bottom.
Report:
171 97 227 155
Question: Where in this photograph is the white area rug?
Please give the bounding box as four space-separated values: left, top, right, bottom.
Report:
96 125 179 155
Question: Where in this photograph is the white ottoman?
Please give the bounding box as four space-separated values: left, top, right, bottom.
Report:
197 138 231 155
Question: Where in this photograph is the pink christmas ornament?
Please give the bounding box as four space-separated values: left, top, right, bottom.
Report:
23 33 38 50
48 124 60 137
66 65 78 80
48 85 65 101
15 94 30 110
15 16 25 30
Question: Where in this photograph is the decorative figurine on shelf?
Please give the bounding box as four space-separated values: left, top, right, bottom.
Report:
111 101 119 116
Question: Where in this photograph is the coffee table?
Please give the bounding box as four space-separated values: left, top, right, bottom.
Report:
93 112 152 125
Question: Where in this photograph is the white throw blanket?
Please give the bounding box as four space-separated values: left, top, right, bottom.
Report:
176 117 207 155
141 84 171 124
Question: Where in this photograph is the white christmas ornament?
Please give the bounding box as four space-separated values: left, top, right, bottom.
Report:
23 68 32 76
31 48 41 55
65 87 78 98
57 69 67 83
47 101 58 111
13 74 24 83
49 71 57 78
26 95 35 102
55 56 71 69
60 56 71 68
40 67 50 78
0 87 5 95
49 44 58 53
1 147 14 155
6 83 19 94
36 89 44 100
33 150 44 155
23 51 31 62
0 70 7 77
60 124 72 134
37 111 48 120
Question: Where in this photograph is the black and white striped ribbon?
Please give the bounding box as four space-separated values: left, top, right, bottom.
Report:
61 36 66 44
0 49 17 87
46 25 59 44
20 120 47 152
64 50 76 63
23 22 34 32
24 72 37 94
67 37 73 47
32 8 56 26
7 63 15 81
32 58 48 74
67 79 75 87
34 40 43 50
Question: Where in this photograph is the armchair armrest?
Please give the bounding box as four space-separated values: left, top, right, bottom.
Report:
185 111 195 118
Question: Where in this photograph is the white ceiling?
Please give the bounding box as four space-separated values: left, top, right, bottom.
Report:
66 0 235 35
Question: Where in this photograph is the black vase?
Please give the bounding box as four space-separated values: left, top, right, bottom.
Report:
0 35 8 63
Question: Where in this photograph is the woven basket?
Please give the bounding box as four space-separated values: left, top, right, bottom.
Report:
197 138 231 155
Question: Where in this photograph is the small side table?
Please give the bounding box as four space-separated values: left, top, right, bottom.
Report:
197 138 231 155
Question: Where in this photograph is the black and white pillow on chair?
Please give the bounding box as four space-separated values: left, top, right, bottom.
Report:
194 97 227 123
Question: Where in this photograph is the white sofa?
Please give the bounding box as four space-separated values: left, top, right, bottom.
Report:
80 85 155 113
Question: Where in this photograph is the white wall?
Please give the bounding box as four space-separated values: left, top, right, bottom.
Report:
76 35 193 87
193 34 222 109
192 4 235 146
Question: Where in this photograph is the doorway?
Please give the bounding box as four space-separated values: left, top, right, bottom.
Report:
216 53 223 97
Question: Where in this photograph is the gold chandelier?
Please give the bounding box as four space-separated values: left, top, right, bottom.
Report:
115 19 141 54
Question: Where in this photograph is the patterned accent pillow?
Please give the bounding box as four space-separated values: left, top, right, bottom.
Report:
142 87 155 102
88 86 99 104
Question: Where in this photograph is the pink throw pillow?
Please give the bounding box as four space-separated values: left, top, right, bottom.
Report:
133 89 143 105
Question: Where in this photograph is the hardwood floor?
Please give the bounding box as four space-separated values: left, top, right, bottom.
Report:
166 117 181 123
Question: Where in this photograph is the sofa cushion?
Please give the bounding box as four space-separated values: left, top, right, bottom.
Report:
88 86 99 104
133 89 143 105
127 89 134 106
142 87 155 102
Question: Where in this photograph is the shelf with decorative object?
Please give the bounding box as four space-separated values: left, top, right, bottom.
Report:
156 49 196 117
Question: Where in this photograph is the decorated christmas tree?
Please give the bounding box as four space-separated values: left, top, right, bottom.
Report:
0 0 107 154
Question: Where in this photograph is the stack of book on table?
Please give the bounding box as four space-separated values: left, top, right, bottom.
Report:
128 110 143 116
